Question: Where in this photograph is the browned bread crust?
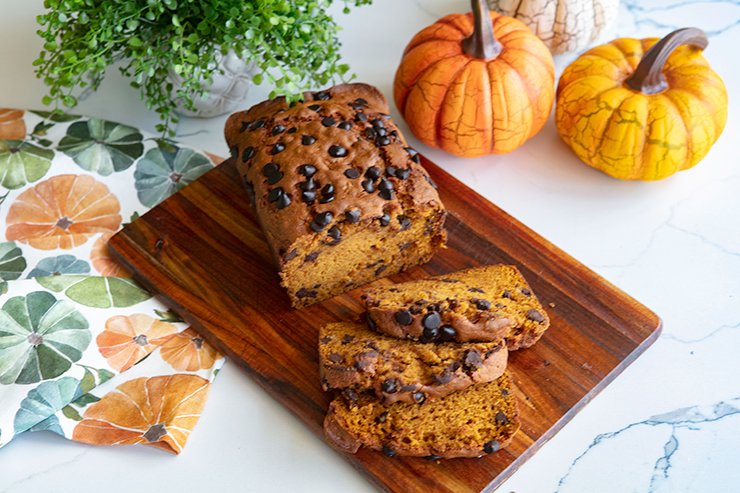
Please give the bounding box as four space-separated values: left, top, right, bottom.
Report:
319 321 507 405
362 265 550 349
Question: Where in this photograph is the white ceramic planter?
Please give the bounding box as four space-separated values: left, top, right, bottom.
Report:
168 49 257 118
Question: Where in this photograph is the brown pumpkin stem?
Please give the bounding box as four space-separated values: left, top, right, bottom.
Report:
463 0 502 59
624 27 708 95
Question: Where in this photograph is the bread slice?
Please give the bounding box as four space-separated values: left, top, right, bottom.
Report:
324 373 520 458
319 321 507 405
362 264 549 350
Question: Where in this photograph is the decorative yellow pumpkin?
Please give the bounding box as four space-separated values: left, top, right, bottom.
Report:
489 0 619 54
394 0 554 157
555 28 728 180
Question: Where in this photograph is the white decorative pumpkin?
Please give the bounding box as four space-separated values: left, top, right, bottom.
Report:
488 0 620 54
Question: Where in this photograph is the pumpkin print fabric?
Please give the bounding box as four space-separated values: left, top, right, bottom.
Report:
0 110 224 453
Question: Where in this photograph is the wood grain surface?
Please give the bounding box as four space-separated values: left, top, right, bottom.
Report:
108 156 662 493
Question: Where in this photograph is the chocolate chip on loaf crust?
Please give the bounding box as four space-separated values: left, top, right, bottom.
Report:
395 310 413 326
338 121 352 130
299 164 317 177
301 135 316 145
483 440 500 454
471 298 491 310
271 143 285 154
327 352 343 363
329 145 347 158
422 312 441 330
313 91 331 100
344 168 360 179
322 116 336 127
345 209 361 223
272 125 286 136
241 147 254 161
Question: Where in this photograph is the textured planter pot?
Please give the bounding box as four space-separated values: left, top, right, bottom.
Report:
168 49 257 118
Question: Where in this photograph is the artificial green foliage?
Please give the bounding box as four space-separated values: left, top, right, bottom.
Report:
34 0 371 137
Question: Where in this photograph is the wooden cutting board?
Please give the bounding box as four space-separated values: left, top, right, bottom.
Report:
108 155 661 493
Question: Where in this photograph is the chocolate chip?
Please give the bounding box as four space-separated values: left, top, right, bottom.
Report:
367 315 376 330
375 264 387 276
305 252 319 262
287 127 297 134
379 213 391 226
365 127 377 139
347 102 362 110
395 310 413 325
389 130 398 139
310 219 326 233
271 143 285 155
355 112 368 122
230 146 238 160
422 312 441 330
299 164 317 177
527 309 545 323
375 411 389 424
315 211 333 226
295 287 317 298
521 288 531 296
375 135 391 147
342 334 354 344
338 121 351 130
344 168 360 179
424 174 437 188
301 177 316 191
343 388 359 409
313 91 330 100
284 249 299 262
240 121 251 132
412 392 426 404
464 349 483 371
327 226 341 241
276 193 291 209
438 325 457 342
268 171 283 185
425 454 442 461
262 162 279 177
421 325 440 343
355 98 368 106
404 147 418 158
308 104 321 111
378 178 394 200
385 166 397 177
320 184 335 203
327 352 343 363
345 209 360 223
241 147 255 161
469 287 485 294
329 145 347 158
495 411 509 425
251 119 265 130
321 116 336 127
301 190 316 203
370 118 384 128
381 378 399 394
365 166 381 180
383 444 397 457
355 350 378 371
398 217 411 231
302 135 316 145
272 125 286 136
395 168 410 180
447 299 459 309
471 298 491 310
502 290 512 299
483 440 500 454
361 179 375 193
268 187 283 202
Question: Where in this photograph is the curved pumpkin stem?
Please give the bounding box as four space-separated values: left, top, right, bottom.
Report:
463 0 502 60
625 27 708 95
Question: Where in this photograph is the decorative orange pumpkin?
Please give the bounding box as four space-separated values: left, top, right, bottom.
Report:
91 231 132 278
394 0 555 157
555 28 728 180
97 314 178 372
159 327 223 371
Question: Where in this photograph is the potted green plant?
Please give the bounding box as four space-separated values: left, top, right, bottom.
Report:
34 0 371 137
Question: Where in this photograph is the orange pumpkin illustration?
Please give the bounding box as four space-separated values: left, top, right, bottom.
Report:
160 327 223 371
0 109 26 140
97 314 178 372
91 231 132 277
6 174 121 250
72 374 212 454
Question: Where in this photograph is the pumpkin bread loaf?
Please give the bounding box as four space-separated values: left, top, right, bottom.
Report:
224 83 447 309
324 372 520 458
319 321 507 405
362 264 549 350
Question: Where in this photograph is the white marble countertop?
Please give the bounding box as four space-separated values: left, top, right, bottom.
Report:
0 1 738 492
